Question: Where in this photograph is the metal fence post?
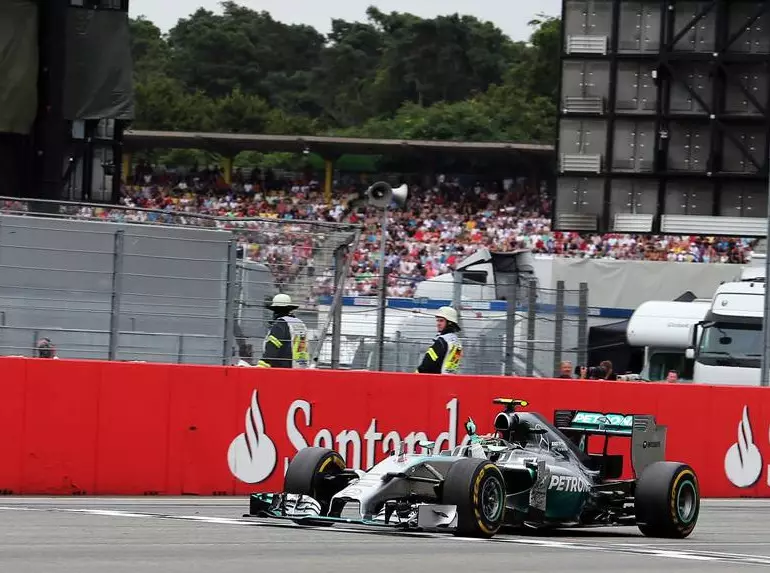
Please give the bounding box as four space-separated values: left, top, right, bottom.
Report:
526 279 537 377
553 280 565 377
504 283 517 376
222 237 238 366
478 334 487 375
394 331 401 371
108 229 125 361
177 334 184 364
577 282 589 369
329 248 347 370
452 270 463 330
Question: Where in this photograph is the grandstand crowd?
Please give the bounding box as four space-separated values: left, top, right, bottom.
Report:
1 165 757 299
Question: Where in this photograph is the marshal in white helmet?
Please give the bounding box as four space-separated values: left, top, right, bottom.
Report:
256 294 309 368
415 306 463 374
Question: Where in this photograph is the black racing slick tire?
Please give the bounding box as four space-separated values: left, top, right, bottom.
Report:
634 461 700 539
442 458 506 538
284 447 347 515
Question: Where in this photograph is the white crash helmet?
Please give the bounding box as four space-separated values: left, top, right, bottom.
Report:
267 293 299 311
435 306 459 327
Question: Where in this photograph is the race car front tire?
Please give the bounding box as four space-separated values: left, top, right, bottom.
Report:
634 461 700 539
442 457 506 538
284 447 347 515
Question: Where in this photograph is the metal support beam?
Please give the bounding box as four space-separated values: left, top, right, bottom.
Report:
708 0 728 212
722 2 770 53
668 0 718 50
762 150 770 387
663 60 764 172
112 120 126 205
721 64 767 116
600 0 622 232
31 0 68 207
654 0 674 232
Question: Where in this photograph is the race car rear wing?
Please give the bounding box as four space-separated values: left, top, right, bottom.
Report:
553 410 667 477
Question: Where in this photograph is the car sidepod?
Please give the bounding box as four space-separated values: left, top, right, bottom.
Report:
499 458 592 525
542 464 593 521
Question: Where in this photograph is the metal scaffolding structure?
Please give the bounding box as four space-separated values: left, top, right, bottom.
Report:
554 0 770 236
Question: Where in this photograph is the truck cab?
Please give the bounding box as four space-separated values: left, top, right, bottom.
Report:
685 280 764 386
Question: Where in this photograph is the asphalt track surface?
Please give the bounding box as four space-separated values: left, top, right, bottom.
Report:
1 498 769 572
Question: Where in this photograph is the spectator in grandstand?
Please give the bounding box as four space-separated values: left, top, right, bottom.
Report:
6 169 757 304
256 294 310 369
415 306 463 375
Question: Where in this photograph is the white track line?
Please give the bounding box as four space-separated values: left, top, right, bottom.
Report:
1 506 769 567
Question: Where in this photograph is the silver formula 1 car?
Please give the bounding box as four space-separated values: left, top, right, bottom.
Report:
246 398 700 539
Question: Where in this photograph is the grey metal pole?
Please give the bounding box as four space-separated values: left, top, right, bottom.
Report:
452 270 463 330
222 237 238 366
526 279 537 377
553 280 565 377
375 209 388 371
762 171 770 386
504 282 517 376
577 282 589 369
331 246 346 370
108 229 125 361
177 334 184 364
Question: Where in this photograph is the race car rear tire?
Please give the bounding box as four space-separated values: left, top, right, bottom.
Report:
442 457 506 538
634 461 700 539
284 447 347 515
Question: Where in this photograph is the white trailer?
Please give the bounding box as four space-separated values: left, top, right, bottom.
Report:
626 300 711 381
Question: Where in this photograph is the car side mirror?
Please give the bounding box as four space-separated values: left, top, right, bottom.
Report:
685 347 695 360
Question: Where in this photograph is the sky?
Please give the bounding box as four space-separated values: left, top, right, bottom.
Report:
128 0 562 42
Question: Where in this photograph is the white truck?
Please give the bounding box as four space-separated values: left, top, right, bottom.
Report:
684 278 764 386
626 300 711 381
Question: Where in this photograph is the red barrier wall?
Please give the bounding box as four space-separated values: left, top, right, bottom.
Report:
1 357 769 497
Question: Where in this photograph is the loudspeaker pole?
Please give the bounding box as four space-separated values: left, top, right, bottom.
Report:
375 207 388 371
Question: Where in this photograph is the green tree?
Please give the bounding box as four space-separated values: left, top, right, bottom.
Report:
365 7 516 114
166 2 324 102
127 3 562 146
310 19 384 127
129 16 171 81
509 15 562 103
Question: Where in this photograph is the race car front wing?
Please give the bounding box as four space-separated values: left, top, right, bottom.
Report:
245 492 460 532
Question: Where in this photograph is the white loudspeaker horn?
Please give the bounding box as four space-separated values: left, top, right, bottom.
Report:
367 181 408 209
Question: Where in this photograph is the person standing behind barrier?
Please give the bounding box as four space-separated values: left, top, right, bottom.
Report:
415 306 463 374
256 294 309 369
36 338 58 359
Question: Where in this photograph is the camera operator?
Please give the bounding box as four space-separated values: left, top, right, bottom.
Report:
576 360 616 380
